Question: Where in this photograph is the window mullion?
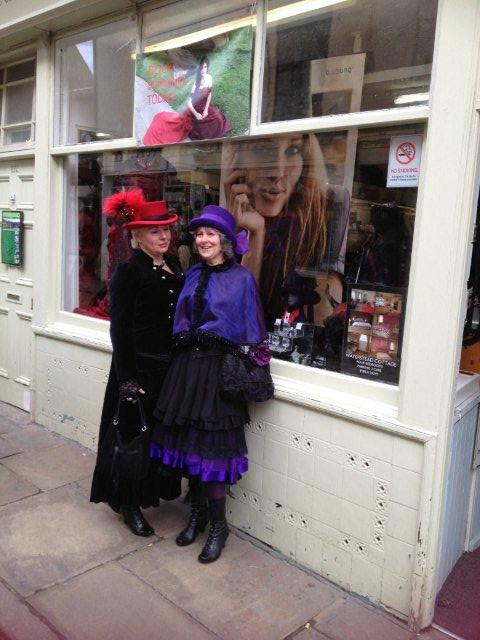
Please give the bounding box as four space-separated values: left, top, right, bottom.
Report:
249 0 266 131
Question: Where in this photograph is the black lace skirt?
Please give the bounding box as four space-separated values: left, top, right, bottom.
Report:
150 346 250 484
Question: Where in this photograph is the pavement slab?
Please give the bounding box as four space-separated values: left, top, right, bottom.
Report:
0 483 158 596
27 563 217 640
1 441 94 490
0 463 40 506
1 423 62 452
309 596 415 640
0 416 28 435
0 403 33 425
0 435 22 459
288 627 330 640
143 499 190 538
0 581 61 640
120 530 343 640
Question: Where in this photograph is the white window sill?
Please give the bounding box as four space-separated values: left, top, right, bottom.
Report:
32 320 435 443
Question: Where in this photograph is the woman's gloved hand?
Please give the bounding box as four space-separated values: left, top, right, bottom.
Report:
119 379 145 403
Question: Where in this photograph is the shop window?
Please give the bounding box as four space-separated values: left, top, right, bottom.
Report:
55 19 136 146
63 122 422 385
0 58 35 145
262 0 438 122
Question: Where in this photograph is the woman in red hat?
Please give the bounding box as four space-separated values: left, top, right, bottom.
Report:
90 188 184 537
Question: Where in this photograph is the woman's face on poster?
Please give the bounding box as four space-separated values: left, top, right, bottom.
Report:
239 136 304 216
199 61 208 78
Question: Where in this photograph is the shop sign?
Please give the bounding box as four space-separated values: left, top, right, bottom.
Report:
135 25 253 147
387 134 423 188
341 284 406 385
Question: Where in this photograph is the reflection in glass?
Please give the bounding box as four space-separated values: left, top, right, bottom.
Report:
56 20 136 145
64 125 421 383
6 59 36 83
4 126 31 144
262 0 438 122
5 82 34 124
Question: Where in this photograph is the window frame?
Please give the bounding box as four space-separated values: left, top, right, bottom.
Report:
47 0 442 420
0 55 36 149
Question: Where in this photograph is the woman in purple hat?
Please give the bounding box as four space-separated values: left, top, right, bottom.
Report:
150 205 271 563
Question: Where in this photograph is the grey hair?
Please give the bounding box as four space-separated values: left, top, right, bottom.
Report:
191 226 234 259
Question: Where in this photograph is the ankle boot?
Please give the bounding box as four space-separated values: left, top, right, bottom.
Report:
176 481 208 546
121 506 154 537
198 497 229 563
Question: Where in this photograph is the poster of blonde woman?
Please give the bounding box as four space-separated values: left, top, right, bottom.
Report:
135 26 252 146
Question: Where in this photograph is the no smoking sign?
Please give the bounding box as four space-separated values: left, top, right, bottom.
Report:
395 141 416 165
387 134 423 188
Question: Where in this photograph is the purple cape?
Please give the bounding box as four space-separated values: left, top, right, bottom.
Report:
174 261 267 345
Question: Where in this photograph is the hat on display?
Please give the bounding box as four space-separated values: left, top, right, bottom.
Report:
103 188 178 228
280 269 320 306
188 205 249 255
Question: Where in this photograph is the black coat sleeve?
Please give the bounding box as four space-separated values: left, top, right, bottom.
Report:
109 262 139 382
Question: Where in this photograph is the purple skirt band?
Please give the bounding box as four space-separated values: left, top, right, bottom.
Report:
150 443 248 484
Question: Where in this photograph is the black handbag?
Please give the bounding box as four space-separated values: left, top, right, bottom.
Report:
220 352 274 403
111 398 150 481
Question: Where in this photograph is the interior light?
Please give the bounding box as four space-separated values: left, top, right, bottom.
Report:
144 16 254 53
144 0 353 53
95 132 111 138
394 92 429 105
267 0 354 24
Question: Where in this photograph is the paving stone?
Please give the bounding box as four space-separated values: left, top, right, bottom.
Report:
1 442 94 490
287 627 330 640
0 463 40 506
0 404 32 425
415 627 455 639
0 581 61 640
0 435 22 459
311 597 413 640
143 499 190 538
1 424 62 452
27 563 216 640
120 531 342 640
0 483 157 596
0 416 27 434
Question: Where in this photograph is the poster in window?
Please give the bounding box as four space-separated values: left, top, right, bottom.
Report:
1 210 24 266
135 25 253 146
341 284 406 385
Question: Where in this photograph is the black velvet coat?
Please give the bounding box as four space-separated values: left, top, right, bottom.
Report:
90 249 184 507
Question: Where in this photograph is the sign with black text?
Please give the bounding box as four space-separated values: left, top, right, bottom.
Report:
341 285 406 385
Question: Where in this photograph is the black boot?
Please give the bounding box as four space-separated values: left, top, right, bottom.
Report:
176 481 208 546
108 501 121 514
121 506 154 537
198 498 229 563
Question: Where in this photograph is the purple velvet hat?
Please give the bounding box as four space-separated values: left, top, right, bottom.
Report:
188 205 249 255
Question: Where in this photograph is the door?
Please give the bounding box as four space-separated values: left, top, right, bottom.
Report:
0 158 35 411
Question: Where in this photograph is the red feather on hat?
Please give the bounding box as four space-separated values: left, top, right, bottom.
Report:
103 188 145 224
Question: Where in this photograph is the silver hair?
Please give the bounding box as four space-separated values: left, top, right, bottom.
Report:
191 226 234 259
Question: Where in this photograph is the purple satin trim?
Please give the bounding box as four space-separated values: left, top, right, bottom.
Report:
150 443 248 484
246 341 271 366
235 229 249 255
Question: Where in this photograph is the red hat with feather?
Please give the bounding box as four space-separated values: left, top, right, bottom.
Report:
103 188 178 228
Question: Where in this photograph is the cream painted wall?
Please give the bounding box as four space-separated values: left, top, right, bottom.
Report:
33 332 427 620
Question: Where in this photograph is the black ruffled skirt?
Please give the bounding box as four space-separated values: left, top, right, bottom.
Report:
151 346 250 484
